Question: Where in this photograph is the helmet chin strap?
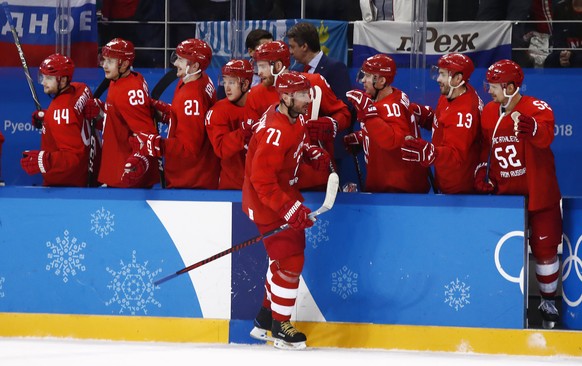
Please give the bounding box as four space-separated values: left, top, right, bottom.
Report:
184 65 201 81
501 86 520 109
271 64 286 86
446 75 465 99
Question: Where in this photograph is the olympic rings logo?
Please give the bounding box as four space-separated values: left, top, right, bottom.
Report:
562 233 582 307
494 230 525 295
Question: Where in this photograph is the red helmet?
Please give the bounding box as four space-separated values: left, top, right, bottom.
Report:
253 41 290 68
361 54 396 84
222 59 253 84
102 38 135 65
486 59 524 87
275 71 311 95
176 38 212 70
437 53 474 81
40 53 74 81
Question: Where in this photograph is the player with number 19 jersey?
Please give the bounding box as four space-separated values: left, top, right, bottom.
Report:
99 71 160 188
480 96 560 211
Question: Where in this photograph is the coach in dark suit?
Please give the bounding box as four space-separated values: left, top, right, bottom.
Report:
287 22 362 189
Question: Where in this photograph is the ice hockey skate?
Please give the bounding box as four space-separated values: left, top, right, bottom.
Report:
272 320 307 350
249 307 274 342
538 299 560 329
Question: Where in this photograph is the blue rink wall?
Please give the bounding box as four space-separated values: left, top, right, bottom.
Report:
1 189 582 355
0 67 580 196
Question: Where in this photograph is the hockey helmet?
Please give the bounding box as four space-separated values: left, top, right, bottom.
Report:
174 38 212 71
486 59 524 87
102 38 135 65
274 71 311 95
253 41 291 68
39 53 74 81
437 53 474 81
361 54 396 84
222 59 254 84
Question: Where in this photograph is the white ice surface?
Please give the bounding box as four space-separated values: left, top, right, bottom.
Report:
0 338 580 366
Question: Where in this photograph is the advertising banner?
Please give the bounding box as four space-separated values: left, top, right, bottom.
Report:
353 20 512 68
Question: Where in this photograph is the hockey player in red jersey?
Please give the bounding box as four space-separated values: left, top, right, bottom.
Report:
90 38 159 188
246 40 350 190
343 54 430 193
206 59 254 189
131 38 220 189
20 54 97 187
477 59 562 329
243 71 331 350
401 53 483 194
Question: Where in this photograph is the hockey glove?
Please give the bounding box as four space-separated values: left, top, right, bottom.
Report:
515 114 537 139
279 200 314 231
21 150 51 175
121 153 149 185
343 130 364 154
129 132 164 158
151 98 172 124
401 136 437 167
345 90 378 121
240 118 255 145
83 98 105 121
306 117 337 144
474 162 496 194
410 102 434 131
31 110 45 129
303 144 331 172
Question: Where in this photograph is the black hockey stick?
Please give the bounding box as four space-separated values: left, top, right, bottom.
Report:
154 171 340 286
149 69 177 189
2 2 42 111
86 78 110 187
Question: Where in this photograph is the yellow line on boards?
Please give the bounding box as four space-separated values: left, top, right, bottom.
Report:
300 322 582 357
0 313 229 344
2 313 582 357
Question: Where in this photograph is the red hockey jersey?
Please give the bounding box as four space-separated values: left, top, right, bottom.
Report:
480 96 561 211
242 105 306 225
99 71 160 188
164 74 219 189
206 98 248 189
38 82 94 187
363 88 430 193
432 84 483 194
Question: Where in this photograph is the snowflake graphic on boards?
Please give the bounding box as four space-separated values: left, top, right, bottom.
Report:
306 219 330 249
331 265 358 299
105 250 162 315
444 278 471 311
46 230 87 283
90 207 115 238
0 277 5 298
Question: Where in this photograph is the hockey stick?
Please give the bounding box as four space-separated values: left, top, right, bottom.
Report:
2 2 42 111
154 171 340 286
86 78 111 187
149 69 177 189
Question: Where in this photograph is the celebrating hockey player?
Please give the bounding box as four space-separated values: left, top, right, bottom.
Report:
131 38 220 188
20 53 99 187
89 38 160 188
343 54 430 193
206 59 254 189
401 53 483 194
476 59 563 329
243 71 330 350
246 40 350 190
